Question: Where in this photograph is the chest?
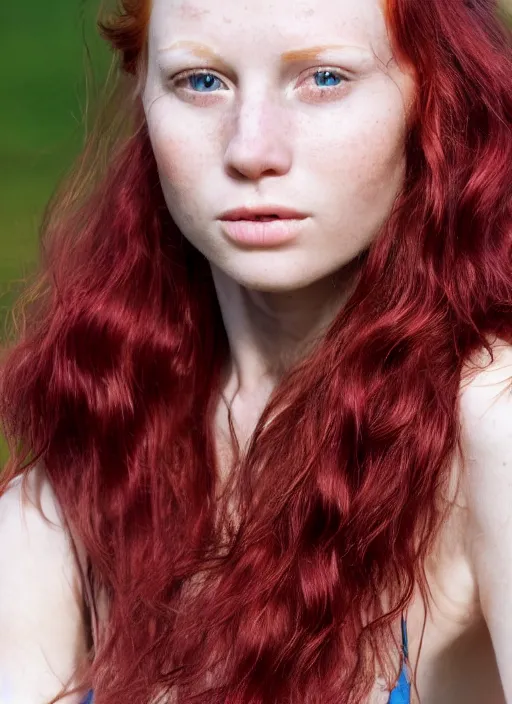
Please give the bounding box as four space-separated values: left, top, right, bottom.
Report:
393 494 505 704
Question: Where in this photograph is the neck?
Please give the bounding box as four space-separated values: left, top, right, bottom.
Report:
210 260 361 451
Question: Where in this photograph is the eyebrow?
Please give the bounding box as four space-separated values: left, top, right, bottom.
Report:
157 41 373 67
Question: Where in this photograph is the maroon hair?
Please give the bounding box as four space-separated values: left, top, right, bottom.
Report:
1 0 511 702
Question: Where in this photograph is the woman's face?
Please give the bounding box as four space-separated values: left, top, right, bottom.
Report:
143 0 414 292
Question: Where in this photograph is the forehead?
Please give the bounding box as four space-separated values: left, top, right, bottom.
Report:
148 0 391 62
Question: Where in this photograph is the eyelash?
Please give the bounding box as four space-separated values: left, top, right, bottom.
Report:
171 67 350 94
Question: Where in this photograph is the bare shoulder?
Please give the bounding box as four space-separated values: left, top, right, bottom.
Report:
459 336 512 462
458 336 512 499
460 335 512 402
0 464 89 702
458 338 512 701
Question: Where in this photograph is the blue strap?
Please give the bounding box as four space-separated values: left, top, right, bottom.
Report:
401 614 409 659
388 615 411 704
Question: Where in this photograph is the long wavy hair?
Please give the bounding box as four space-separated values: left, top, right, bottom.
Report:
1 0 511 702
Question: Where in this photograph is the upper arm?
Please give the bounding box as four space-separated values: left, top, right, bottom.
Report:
0 466 89 703
460 341 512 703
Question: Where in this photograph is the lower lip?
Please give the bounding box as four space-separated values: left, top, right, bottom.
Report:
219 218 307 247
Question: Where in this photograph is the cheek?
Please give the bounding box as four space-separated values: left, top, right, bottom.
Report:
346 133 406 212
346 139 403 197
355 111 407 187
144 92 217 198
301 94 407 253
146 112 214 233
339 122 406 238
148 122 193 192
305 83 408 198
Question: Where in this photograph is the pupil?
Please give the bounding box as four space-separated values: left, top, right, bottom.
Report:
317 71 340 87
191 74 217 91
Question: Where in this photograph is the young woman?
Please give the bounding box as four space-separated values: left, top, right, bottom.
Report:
0 0 511 702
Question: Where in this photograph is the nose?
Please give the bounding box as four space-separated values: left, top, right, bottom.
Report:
223 97 293 180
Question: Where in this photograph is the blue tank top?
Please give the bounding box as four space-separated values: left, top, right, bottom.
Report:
81 617 411 704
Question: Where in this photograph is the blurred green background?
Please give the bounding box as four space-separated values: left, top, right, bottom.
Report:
0 2 110 465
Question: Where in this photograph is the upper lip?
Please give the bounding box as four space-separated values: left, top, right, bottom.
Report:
219 205 308 221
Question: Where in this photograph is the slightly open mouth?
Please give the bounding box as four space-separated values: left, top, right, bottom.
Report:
247 215 281 221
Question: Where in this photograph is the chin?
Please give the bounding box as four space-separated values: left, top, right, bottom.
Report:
235 278 309 293
208 248 356 295
225 264 337 294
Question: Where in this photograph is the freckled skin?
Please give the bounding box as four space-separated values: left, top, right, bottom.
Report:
142 0 415 294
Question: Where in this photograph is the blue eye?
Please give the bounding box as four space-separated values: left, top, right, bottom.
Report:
175 69 348 93
187 72 222 92
314 70 345 88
